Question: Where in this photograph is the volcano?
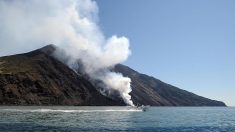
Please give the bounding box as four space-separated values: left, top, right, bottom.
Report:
0 45 226 106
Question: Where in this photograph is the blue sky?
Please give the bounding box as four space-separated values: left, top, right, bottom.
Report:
97 0 235 106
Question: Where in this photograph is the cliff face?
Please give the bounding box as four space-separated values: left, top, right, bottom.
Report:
0 45 226 106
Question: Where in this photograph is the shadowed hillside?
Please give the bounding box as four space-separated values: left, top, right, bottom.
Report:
0 45 226 106
0 45 124 106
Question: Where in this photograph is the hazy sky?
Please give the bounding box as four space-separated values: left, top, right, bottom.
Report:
97 0 235 106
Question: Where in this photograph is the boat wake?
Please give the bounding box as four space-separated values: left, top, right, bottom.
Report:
1 108 142 113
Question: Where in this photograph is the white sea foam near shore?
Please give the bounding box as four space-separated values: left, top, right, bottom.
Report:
1 108 142 113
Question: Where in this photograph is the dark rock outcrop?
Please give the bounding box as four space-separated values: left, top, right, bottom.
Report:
0 45 226 106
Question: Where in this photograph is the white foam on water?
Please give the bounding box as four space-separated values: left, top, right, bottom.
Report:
1 108 142 113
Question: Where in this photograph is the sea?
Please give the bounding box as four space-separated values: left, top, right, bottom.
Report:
0 106 234 132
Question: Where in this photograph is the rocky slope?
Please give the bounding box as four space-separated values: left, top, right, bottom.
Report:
114 65 226 106
0 45 124 105
0 45 226 106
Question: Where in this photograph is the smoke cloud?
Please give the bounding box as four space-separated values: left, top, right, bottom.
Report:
0 0 134 106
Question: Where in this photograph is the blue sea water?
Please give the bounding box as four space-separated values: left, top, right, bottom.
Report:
0 106 234 131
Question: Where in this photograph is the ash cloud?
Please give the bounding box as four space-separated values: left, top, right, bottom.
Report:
0 0 134 106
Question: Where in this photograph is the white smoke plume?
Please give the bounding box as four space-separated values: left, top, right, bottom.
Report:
0 0 134 106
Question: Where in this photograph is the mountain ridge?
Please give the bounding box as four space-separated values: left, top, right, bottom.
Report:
0 45 226 106
114 64 226 106
0 45 125 106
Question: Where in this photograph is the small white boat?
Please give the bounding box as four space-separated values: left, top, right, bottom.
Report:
136 105 150 112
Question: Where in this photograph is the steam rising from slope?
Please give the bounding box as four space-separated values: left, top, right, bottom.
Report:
0 0 133 106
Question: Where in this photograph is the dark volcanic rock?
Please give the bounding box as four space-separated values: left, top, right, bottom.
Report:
114 64 226 106
0 45 124 106
0 45 226 106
